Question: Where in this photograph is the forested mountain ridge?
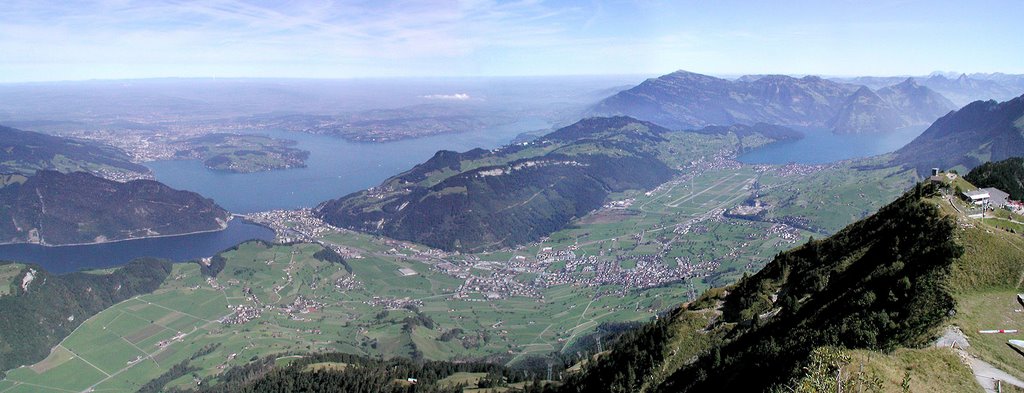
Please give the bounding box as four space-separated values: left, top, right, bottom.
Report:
687 122 804 153
0 125 148 177
176 352 530 393
316 116 799 251
591 70 955 134
965 156 1024 200
891 93 1024 176
316 116 677 251
0 170 229 245
550 180 1024 392
0 259 172 373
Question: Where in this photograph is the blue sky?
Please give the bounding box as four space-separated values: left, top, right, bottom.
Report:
0 0 1021 82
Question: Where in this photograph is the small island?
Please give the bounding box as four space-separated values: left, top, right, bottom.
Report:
174 133 310 173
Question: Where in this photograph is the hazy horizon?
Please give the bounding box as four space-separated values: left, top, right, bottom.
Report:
2 0 1022 83
0 70 1015 86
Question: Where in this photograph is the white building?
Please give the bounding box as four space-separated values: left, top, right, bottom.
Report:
962 189 990 205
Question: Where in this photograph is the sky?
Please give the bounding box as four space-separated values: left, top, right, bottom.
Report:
0 0 1022 83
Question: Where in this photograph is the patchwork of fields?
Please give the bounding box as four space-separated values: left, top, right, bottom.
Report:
1 162 910 392
1 241 689 392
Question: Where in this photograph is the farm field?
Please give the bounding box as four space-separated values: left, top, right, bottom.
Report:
0 263 25 296
1 162 899 392
0 241 686 392
535 165 817 290
756 157 919 233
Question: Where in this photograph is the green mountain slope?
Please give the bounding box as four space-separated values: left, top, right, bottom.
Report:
892 94 1024 176
759 93 1024 238
173 133 310 173
317 117 676 252
0 125 148 177
0 170 229 245
0 259 172 373
555 178 1024 393
316 117 666 251
316 116 799 252
180 353 522 393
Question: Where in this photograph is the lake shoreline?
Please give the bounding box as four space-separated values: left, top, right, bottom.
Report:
0 218 239 248
0 220 276 274
146 119 551 213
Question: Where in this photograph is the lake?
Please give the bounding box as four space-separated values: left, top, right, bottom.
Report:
0 220 274 274
0 119 550 273
737 126 926 165
152 120 919 212
1 119 918 274
147 118 550 213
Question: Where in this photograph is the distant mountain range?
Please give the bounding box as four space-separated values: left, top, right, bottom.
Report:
828 79 955 134
590 70 957 134
891 93 1024 176
0 170 229 246
834 72 1024 107
0 125 148 177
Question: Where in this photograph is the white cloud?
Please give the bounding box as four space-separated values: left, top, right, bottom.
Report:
422 93 471 101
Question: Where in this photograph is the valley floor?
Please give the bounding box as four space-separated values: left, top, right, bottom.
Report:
0 159 920 392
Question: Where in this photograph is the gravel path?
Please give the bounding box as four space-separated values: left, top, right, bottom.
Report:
965 355 1024 392
935 325 1024 392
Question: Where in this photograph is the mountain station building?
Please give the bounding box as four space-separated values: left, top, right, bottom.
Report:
962 189 990 205
962 187 1011 207
982 187 1010 207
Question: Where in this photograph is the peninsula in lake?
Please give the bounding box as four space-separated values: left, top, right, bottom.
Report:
0 170 229 246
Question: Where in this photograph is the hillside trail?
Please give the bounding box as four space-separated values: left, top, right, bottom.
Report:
965 355 1024 392
935 326 1024 392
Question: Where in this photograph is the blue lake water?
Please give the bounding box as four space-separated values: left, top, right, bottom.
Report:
0 220 274 274
0 119 549 273
737 126 926 165
0 119 921 274
147 118 550 213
